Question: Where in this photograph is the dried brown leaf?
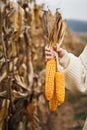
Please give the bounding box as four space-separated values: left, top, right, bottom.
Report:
12 90 29 99
0 100 9 129
14 74 27 90
42 9 66 47
53 10 62 44
58 20 67 43
0 72 7 82
42 11 49 38
7 1 24 41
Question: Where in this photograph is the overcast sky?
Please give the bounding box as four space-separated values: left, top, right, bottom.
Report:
37 0 87 21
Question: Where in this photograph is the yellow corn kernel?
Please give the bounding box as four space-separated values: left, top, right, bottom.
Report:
49 86 58 112
45 59 56 101
54 71 65 104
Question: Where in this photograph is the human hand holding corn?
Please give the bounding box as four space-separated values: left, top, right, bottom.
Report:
45 45 67 62
45 45 66 112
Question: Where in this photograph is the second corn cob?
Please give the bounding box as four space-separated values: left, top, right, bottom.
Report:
54 71 65 104
49 89 58 112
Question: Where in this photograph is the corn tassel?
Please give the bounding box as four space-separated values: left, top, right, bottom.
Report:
54 71 65 104
45 59 56 100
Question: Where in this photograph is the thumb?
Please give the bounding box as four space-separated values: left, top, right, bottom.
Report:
57 48 67 58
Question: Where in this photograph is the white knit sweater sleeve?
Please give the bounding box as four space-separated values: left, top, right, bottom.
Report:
59 45 87 94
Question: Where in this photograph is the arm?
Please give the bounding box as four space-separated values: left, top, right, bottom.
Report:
60 45 87 94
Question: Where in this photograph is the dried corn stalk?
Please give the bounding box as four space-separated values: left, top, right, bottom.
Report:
6 1 24 42
0 100 9 130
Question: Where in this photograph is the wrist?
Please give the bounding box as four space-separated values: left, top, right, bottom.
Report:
59 52 70 69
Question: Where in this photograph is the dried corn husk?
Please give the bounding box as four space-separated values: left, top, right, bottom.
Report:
42 9 67 47
7 1 24 41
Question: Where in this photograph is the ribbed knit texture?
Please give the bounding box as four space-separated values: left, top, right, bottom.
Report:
79 45 87 70
59 45 87 94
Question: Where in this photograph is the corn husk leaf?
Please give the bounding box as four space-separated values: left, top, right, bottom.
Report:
0 100 9 130
42 9 67 47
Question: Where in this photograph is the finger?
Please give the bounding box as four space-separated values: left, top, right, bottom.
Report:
46 52 56 60
45 55 53 60
54 47 63 53
45 58 52 64
45 50 52 56
58 48 67 58
57 48 63 52
53 47 63 58
45 46 51 52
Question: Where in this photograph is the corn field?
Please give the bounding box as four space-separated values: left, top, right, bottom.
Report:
0 0 48 130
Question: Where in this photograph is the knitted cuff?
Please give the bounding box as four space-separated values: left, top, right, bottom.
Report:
59 52 70 69
79 45 87 69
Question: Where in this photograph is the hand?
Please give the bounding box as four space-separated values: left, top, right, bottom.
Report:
45 46 56 63
53 45 67 58
45 45 67 63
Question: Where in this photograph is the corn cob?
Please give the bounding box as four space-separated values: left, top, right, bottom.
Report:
54 71 65 104
49 85 58 112
45 59 56 101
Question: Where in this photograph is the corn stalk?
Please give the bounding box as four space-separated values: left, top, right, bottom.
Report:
0 0 66 130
